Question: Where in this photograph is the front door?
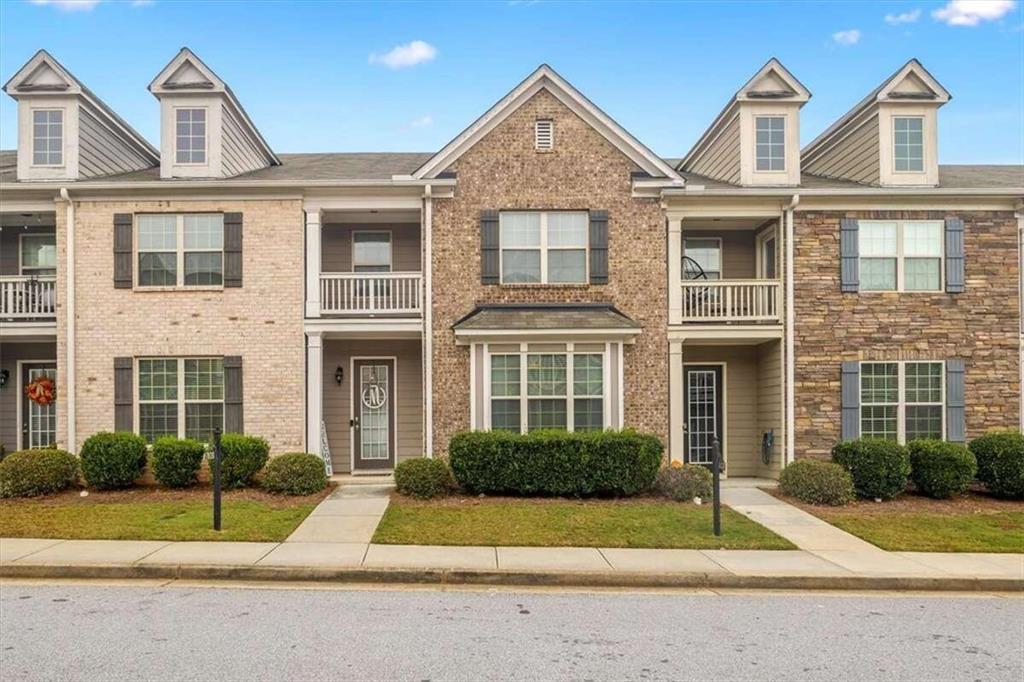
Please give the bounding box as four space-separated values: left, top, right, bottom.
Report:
683 365 724 467
21 363 57 450
352 359 396 471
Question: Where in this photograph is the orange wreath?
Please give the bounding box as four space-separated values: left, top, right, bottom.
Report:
25 376 56 406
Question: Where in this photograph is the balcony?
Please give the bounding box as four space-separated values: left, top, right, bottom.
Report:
320 272 422 316
680 279 780 323
1 276 56 321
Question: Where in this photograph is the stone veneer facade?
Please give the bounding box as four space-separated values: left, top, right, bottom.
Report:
55 198 306 454
430 89 668 453
793 210 1021 459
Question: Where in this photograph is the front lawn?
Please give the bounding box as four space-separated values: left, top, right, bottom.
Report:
0 485 331 542
373 494 794 549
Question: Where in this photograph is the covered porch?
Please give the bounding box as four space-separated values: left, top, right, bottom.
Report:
1 211 57 325
0 339 57 453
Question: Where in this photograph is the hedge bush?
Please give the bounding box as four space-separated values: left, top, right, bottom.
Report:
654 462 712 502
216 434 270 488
0 448 79 498
969 430 1024 499
448 429 663 497
394 458 454 499
260 453 328 495
907 439 977 499
779 459 855 506
79 432 147 490
151 437 206 489
831 438 910 500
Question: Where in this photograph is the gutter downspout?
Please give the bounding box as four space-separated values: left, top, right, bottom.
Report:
784 193 799 466
1018 200 1023 431
423 185 434 457
59 187 76 452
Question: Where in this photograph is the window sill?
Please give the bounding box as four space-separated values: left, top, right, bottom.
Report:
498 283 594 289
132 285 225 293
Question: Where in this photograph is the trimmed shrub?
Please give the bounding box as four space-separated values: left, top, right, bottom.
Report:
779 460 855 506
448 429 663 497
394 458 454 499
261 453 328 495
79 432 147 490
907 439 977 499
655 462 713 502
831 438 910 500
969 430 1024 499
151 437 206 489
217 433 270 488
0 448 78 498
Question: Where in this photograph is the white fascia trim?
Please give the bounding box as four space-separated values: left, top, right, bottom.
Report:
1 178 459 193
877 60 951 103
0 322 58 339
737 58 812 102
453 328 641 344
662 186 1024 198
303 318 423 337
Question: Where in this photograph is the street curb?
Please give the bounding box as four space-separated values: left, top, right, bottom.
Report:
2 563 1020 592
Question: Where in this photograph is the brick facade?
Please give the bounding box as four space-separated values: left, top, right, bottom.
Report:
55 199 305 454
430 89 668 452
793 210 1021 459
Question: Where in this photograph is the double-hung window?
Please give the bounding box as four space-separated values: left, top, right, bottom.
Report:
20 234 57 276
683 238 722 280
137 214 224 287
893 117 923 172
500 211 587 284
175 108 206 164
138 357 224 443
755 116 785 171
859 220 942 292
32 110 63 166
352 231 392 273
860 361 944 443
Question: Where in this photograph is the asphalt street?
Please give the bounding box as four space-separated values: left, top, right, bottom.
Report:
1 581 1021 681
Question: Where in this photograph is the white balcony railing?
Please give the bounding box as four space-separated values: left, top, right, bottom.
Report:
680 279 780 323
320 272 422 316
1 275 56 320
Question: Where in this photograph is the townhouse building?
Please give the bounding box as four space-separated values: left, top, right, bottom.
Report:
1 49 1021 478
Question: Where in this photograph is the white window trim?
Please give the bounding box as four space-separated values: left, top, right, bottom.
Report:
135 213 224 289
351 229 393 272
892 115 925 175
173 106 209 166
683 236 723 279
30 108 64 168
135 357 225 442
755 227 778 280
499 211 589 285
859 219 944 293
860 360 945 444
18 233 57 276
754 115 785 173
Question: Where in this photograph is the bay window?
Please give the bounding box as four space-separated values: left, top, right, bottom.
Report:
860 361 944 443
500 211 587 284
859 220 942 292
137 214 224 287
138 357 224 443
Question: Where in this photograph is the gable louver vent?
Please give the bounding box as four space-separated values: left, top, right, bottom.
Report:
535 119 553 150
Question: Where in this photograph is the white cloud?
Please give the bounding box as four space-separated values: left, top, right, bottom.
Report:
28 0 101 10
885 8 922 24
369 40 438 69
933 0 1016 26
408 115 433 129
832 29 862 45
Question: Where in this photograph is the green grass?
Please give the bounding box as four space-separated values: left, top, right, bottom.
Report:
0 500 317 542
815 511 1024 553
373 497 794 550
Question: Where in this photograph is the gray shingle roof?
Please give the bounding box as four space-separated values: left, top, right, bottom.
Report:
453 304 640 331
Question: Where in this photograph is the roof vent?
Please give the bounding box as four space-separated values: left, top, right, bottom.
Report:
535 119 553 151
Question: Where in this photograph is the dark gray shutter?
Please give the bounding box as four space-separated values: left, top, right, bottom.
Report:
589 210 609 284
841 361 860 441
114 357 133 432
113 214 133 289
223 212 243 288
224 355 243 434
480 210 500 284
840 218 859 292
946 359 965 442
944 216 965 293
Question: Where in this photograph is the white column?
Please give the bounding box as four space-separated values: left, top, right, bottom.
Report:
667 217 682 326
669 340 684 462
304 209 322 318
785 198 798 464
306 332 323 457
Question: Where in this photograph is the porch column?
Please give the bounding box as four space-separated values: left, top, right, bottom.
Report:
304 209 322 318
667 217 682 326
668 340 684 462
306 331 323 457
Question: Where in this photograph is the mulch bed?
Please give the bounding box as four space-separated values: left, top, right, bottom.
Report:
0 482 336 509
766 485 1022 515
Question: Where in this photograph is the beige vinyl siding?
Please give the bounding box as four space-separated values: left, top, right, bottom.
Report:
321 224 421 272
685 114 741 185
1 225 55 276
322 339 423 473
684 229 757 279
756 339 784 477
221 103 268 177
803 113 880 186
0 342 57 453
77 105 154 179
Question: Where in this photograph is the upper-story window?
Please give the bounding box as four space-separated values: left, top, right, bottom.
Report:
20 234 57 276
32 110 63 166
683 238 722 280
352 231 392 273
893 117 924 172
137 214 224 287
755 116 785 171
859 220 943 292
500 211 587 284
175 108 207 164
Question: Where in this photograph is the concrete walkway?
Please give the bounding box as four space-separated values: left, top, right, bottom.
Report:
283 481 390 544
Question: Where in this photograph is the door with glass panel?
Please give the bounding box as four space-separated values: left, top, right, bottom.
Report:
351 359 395 470
21 363 57 450
683 365 724 467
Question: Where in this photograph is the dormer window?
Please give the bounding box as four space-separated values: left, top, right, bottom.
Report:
175 108 206 164
535 119 553 151
893 116 924 172
755 116 785 171
32 109 63 166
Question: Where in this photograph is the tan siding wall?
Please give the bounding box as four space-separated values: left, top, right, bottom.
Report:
756 339 783 476
221 104 268 177
77 105 153 180
0 342 57 453
804 115 880 186
322 339 423 473
683 229 757 279
686 114 741 185
321 224 421 272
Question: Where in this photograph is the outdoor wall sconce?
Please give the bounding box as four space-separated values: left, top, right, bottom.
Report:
335 366 344 385
0 369 8 388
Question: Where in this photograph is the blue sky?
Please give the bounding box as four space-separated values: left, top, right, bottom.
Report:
1 0 1022 163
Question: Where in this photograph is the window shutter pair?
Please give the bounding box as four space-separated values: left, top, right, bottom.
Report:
478 210 608 284
111 356 244 434
839 360 965 442
839 217 964 293
111 213 242 288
